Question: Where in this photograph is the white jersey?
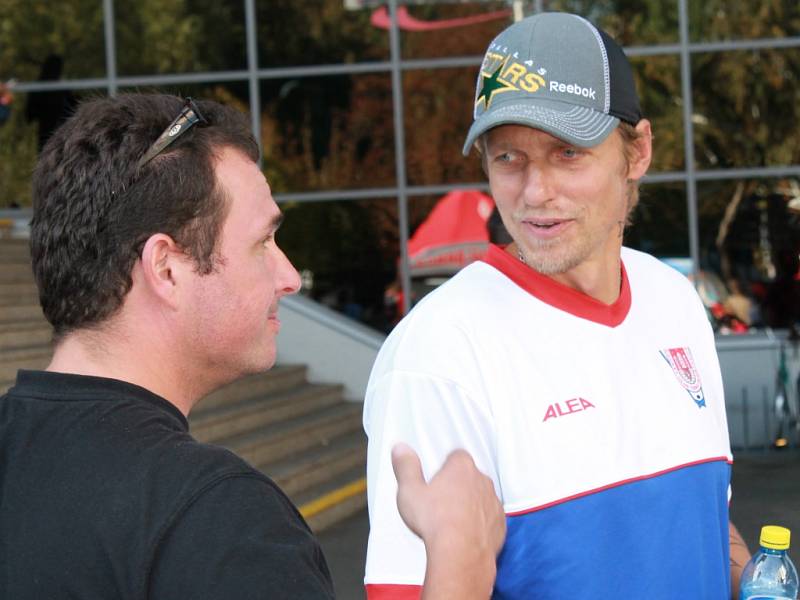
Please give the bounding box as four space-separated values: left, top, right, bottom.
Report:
363 244 732 599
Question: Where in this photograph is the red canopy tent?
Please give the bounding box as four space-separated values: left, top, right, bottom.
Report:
408 189 495 276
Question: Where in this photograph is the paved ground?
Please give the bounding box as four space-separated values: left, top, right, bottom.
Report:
318 449 800 600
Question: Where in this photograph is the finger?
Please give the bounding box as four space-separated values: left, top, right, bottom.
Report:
445 448 478 470
391 442 425 489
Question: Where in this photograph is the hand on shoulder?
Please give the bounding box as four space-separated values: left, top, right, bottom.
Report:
392 442 505 599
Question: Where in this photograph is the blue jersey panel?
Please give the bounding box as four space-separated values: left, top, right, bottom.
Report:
493 460 731 599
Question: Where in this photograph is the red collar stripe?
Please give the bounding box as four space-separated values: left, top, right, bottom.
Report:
481 244 631 327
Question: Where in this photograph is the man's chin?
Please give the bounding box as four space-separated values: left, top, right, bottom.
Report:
520 249 583 276
245 353 277 375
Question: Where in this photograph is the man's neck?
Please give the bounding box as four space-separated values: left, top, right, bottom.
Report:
46 328 201 416
506 242 623 305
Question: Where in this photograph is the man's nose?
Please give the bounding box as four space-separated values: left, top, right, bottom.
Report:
275 248 302 296
521 163 555 207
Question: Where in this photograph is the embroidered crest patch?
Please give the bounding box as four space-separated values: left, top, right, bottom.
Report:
659 347 706 408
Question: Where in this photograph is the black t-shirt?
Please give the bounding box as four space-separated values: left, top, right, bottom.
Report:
0 370 335 599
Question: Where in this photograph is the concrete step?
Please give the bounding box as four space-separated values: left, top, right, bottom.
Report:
0 263 34 283
0 282 39 306
0 240 30 261
294 465 367 533
0 321 52 352
0 304 44 323
263 429 366 499
0 347 52 383
221 401 364 468
0 294 39 308
197 365 310 412
191 383 344 444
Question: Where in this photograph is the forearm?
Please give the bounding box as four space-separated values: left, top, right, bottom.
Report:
729 521 751 600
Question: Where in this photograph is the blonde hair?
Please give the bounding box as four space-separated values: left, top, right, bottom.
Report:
617 121 646 225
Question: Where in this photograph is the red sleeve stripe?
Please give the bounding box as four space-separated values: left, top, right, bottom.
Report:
365 584 423 600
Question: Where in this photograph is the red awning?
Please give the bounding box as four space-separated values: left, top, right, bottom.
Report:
408 190 495 276
370 6 512 32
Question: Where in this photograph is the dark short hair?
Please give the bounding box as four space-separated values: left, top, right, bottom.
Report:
30 93 259 340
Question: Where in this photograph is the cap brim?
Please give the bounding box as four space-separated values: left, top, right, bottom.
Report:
462 99 620 156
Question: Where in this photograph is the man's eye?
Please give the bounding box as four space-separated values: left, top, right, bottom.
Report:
495 152 513 163
562 147 580 158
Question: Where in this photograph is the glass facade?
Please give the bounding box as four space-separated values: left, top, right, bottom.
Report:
1 0 799 335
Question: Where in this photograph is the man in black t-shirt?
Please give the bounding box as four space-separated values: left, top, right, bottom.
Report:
0 94 503 599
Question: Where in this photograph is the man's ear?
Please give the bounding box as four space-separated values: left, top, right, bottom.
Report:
138 234 191 307
627 119 653 181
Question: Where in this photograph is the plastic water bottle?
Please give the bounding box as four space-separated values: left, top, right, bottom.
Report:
740 525 798 600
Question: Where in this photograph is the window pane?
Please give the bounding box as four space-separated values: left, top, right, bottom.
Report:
119 81 250 110
115 0 247 75
257 0 389 68
625 182 689 258
0 88 103 208
0 0 106 81
278 198 400 333
544 0 679 45
260 74 395 193
404 67 485 186
399 2 512 60
630 55 684 173
698 178 800 333
692 48 800 170
689 0 800 42
0 91 37 209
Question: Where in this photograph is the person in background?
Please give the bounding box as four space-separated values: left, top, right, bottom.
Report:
25 54 76 150
0 79 14 125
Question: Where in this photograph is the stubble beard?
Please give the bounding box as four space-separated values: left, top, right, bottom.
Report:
519 235 594 275
515 215 620 276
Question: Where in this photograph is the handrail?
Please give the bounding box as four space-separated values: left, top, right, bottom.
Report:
281 294 386 350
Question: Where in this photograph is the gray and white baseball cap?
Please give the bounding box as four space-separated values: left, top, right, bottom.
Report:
462 12 642 155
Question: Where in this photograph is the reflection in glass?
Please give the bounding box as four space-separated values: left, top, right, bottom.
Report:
698 179 800 332
544 0 678 45
121 82 250 111
399 2 511 60
693 49 800 170
626 183 689 258
277 198 400 333
688 0 800 42
0 89 103 208
0 91 37 208
257 0 388 68
260 74 395 193
630 55 683 173
404 67 486 187
26 55 78 152
407 190 496 305
115 1 247 75
0 0 105 81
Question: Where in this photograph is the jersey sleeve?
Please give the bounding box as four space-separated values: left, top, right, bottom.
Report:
363 365 499 599
148 474 335 600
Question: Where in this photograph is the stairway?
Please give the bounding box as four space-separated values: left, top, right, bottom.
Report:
0 239 51 387
0 237 367 532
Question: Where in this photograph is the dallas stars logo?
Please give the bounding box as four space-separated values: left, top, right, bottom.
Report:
475 57 518 110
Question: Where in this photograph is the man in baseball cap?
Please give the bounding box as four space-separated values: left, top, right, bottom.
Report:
364 12 749 599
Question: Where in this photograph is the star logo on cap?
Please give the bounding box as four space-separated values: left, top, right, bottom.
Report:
475 58 517 110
